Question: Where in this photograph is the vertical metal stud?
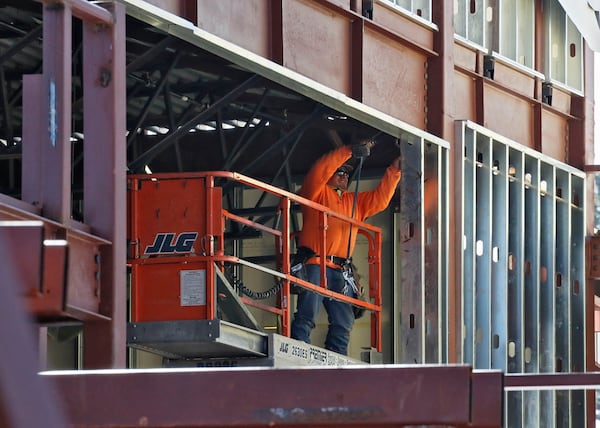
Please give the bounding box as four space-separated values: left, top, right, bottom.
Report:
523 154 540 427
570 174 586 426
423 140 441 363
539 161 556 427
397 134 424 364
490 140 508 371
506 148 524 426
393 130 449 364
462 125 476 366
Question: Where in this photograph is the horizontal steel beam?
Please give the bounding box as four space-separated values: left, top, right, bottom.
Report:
0 196 111 321
46 365 502 427
41 0 114 25
505 372 600 391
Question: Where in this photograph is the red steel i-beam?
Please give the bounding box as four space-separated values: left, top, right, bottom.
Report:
19 0 127 367
47 365 503 427
80 0 127 369
41 0 114 25
0 224 67 428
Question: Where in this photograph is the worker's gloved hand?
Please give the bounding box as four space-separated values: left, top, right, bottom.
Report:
352 141 374 158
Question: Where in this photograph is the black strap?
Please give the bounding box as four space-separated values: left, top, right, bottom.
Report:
346 156 364 260
326 255 347 266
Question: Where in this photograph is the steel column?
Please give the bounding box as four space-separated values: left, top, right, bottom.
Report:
0 224 66 428
40 2 72 223
22 74 44 206
81 1 127 368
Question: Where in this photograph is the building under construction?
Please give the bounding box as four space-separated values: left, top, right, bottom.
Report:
2 0 600 426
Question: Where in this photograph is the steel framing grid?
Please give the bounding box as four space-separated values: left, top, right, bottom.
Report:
456 120 587 426
393 130 450 364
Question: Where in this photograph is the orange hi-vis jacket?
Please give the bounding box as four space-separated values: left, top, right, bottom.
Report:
298 145 401 267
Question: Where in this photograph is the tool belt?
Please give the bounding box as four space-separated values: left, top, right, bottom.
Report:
339 261 367 319
325 255 350 267
290 246 316 275
289 248 366 319
292 250 350 273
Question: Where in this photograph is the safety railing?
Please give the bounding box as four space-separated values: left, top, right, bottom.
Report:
128 171 383 351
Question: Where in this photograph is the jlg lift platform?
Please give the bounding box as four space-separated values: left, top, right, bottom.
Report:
126 172 383 367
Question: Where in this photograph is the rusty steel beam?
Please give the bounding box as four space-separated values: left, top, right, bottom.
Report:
46 365 502 427
80 0 127 368
0 197 111 320
0 220 67 317
505 372 600 390
471 370 505 427
0 220 44 297
41 0 114 25
20 0 127 366
0 223 67 428
21 74 44 206
38 1 72 223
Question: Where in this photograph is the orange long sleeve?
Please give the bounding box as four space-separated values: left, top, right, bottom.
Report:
298 146 400 261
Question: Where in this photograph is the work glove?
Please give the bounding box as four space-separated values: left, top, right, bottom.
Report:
352 141 374 158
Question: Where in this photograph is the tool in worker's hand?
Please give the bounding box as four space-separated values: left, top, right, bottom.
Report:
395 137 402 157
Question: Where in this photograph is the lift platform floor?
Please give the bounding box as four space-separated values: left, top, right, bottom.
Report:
127 319 366 367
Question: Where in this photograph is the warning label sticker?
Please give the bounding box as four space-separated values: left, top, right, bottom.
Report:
180 269 206 306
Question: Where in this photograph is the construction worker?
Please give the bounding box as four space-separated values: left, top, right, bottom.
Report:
291 141 401 355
